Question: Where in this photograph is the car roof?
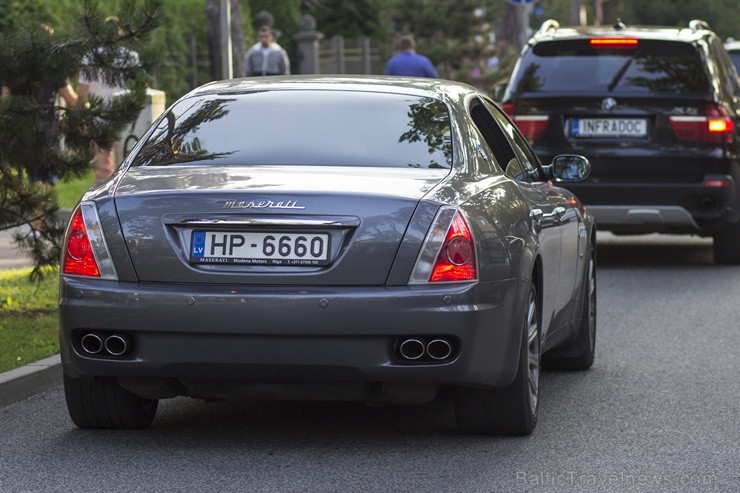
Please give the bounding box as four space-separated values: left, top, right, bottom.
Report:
531 21 713 44
725 41 740 51
185 75 476 102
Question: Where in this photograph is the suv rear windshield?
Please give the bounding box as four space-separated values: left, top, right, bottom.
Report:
509 39 711 96
132 91 453 169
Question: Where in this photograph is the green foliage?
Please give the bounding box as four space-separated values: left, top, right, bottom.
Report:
0 0 162 280
307 0 385 38
536 0 739 39
386 0 493 81
56 171 94 209
153 0 210 102
0 267 59 373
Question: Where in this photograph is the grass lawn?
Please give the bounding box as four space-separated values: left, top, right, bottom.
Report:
56 171 94 209
0 267 59 373
0 172 92 374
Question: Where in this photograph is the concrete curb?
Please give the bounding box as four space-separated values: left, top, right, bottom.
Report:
0 354 62 408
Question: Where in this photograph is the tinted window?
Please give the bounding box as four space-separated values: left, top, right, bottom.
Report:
510 39 711 95
133 91 453 169
482 99 540 178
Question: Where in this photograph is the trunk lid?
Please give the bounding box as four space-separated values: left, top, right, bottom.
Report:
114 166 448 285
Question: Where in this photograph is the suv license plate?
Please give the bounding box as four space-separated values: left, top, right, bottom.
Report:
190 231 330 266
571 118 647 137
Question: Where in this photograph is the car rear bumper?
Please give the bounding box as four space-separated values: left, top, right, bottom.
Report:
59 276 529 401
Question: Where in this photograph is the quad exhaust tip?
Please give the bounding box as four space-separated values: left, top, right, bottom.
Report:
79 331 132 357
399 339 426 360
80 333 103 355
426 339 453 360
397 337 455 362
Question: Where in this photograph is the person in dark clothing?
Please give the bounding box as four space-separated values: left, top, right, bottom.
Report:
32 79 78 184
384 35 439 78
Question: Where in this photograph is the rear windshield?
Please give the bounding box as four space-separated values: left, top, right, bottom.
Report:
509 39 711 96
132 90 453 169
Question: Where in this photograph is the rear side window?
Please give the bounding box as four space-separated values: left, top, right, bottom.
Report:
510 39 711 96
132 91 453 169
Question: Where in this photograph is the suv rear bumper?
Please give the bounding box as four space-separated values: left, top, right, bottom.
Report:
561 174 738 234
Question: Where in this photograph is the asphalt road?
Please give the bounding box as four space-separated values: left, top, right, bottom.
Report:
1 234 737 492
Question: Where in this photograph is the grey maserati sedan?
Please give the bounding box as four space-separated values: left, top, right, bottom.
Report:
59 76 596 435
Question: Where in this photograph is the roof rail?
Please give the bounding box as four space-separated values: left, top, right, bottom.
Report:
688 19 712 32
537 19 560 35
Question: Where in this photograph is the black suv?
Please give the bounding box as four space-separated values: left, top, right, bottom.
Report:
502 19 740 263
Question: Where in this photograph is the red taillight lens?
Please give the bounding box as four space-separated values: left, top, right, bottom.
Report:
589 38 639 49
503 102 549 141
63 209 100 277
669 104 734 144
512 115 550 142
429 212 477 283
502 102 516 116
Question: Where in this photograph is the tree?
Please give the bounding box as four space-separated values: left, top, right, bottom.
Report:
386 0 493 80
305 0 385 39
205 0 249 80
0 0 162 280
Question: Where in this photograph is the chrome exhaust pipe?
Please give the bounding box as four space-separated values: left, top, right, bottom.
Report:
80 333 103 355
426 338 453 360
104 334 131 356
399 338 425 360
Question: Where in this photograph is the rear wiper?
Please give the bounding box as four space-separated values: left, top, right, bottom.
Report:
607 49 640 92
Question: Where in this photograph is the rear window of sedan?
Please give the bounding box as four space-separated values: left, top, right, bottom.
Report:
510 39 711 96
132 90 453 169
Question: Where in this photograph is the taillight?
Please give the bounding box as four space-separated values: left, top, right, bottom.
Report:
63 209 100 277
669 104 735 144
62 202 118 279
503 102 549 142
512 115 550 142
409 207 477 284
502 102 516 116
589 38 639 49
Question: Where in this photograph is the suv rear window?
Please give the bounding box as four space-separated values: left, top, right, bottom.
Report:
133 91 453 169
510 39 711 96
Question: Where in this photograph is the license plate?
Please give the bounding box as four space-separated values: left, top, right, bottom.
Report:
571 118 647 137
190 231 330 266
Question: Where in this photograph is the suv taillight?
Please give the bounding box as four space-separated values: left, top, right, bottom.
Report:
503 102 549 142
669 104 734 144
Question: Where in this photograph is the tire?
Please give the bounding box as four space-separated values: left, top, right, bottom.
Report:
453 282 540 435
63 373 158 429
542 242 596 371
713 222 740 264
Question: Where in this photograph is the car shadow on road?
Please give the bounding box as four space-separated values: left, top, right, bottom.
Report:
596 234 715 267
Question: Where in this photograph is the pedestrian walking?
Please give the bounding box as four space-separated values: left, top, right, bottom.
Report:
244 25 291 76
384 35 439 78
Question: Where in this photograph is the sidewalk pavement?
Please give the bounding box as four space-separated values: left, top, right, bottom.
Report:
0 355 62 408
0 226 33 270
1 225 60 407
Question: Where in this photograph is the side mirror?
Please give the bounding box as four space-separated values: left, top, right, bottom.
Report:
492 83 507 102
551 155 590 181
